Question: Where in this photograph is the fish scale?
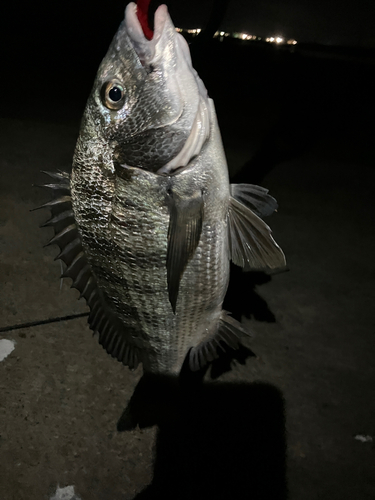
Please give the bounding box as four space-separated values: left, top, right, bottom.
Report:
111 174 180 372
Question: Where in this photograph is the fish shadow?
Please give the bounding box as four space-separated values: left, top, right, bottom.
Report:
223 265 277 324
119 369 287 500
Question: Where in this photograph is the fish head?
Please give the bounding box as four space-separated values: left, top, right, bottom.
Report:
74 2 209 175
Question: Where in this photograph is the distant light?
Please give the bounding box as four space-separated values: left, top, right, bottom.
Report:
265 36 289 44
186 28 201 35
354 434 373 443
237 32 253 40
195 31 295 43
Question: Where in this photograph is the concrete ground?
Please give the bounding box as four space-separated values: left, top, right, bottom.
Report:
1 44 374 499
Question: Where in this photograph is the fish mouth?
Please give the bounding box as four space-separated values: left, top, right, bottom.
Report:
125 2 169 65
123 2 211 177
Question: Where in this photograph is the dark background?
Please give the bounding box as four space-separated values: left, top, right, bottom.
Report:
1 1 374 499
3 0 375 177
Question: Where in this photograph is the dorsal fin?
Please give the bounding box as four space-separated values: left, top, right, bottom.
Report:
166 189 204 314
37 171 142 370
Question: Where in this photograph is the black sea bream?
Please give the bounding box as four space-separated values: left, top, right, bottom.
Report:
40 2 286 375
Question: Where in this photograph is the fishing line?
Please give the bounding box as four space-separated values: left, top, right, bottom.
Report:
0 313 89 333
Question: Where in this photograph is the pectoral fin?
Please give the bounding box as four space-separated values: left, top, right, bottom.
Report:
230 183 278 217
167 190 204 313
228 194 286 271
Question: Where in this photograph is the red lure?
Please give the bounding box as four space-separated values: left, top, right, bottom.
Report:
136 0 154 40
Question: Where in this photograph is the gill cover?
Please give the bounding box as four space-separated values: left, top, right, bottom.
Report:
75 2 209 174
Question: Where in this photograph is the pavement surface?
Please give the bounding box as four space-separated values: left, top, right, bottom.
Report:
1 42 375 499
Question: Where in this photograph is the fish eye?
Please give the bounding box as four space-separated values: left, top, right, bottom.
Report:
100 80 125 110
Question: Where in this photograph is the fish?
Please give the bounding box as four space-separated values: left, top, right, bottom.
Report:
38 2 286 376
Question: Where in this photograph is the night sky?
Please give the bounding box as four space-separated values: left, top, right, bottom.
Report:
4 0 375 50
168 0 375 46
0 0 372 123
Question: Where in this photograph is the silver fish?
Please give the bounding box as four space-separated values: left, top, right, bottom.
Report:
40 2 286 375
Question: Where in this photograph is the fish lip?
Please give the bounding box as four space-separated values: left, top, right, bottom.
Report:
125 2 169 64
